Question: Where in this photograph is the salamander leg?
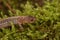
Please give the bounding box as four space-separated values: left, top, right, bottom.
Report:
18 23 24 31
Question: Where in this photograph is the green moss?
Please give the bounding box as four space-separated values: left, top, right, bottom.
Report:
0 0 60 40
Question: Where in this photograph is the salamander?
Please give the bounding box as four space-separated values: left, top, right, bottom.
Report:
0 16 35 30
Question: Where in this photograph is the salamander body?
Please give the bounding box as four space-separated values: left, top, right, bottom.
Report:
0 16 35 28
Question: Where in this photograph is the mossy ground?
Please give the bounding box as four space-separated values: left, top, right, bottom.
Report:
0 0 60 40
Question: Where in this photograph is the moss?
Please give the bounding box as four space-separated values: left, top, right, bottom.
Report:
0 0 60 40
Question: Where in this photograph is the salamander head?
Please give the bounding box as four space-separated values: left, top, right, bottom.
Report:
23 16 36 23
18 16 36 24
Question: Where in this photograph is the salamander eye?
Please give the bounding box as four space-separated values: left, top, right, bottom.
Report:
27 16 36 22
30 19 34 21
